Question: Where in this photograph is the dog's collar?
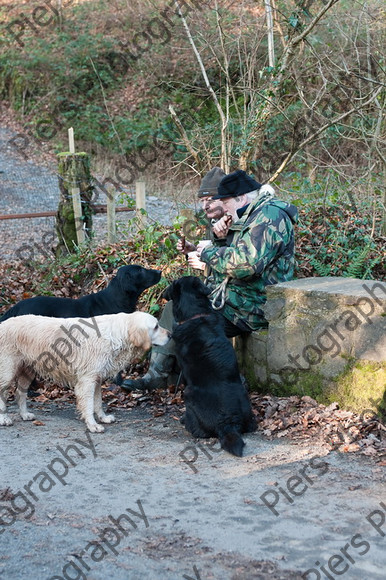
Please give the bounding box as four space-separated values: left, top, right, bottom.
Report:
177 313 212 326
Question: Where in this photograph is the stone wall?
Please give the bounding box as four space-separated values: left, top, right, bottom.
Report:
236 277 386 417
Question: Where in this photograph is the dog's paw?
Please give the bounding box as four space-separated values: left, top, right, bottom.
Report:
0 415 13 426
87 423 105 433
21 412 36 422
100 414 116 424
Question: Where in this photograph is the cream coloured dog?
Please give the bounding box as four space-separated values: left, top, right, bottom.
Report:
0 312 170 432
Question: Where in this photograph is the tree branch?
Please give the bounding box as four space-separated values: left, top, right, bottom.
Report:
264 0 275 68
290 0 341 48
268 85 384 182
238 0 343 169
168 104 202 170
174 0 229 170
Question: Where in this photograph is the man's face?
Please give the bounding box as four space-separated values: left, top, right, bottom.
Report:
200 196 224 220
219 194 248 220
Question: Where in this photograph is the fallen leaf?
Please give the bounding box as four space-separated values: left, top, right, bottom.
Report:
362 447 378 456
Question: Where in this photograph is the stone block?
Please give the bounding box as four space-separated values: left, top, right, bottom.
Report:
238 277 386 414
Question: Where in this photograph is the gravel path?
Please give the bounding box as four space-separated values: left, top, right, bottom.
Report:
0 127 178 262
1 402 385 580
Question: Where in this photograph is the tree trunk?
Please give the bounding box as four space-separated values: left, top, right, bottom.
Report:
238 0 341 171
382 168 386 236
56 152 94 256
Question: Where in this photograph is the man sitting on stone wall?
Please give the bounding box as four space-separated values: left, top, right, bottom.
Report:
121 169 298 391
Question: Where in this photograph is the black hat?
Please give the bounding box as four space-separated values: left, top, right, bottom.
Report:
197 167 226 198
213 170 261 200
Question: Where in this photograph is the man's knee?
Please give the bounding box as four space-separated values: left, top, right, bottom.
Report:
158 300 175 332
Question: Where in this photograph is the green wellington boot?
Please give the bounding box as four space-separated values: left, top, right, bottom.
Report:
121 299 177 392
120 348 176 392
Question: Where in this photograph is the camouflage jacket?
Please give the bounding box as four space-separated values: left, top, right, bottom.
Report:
200 189 298 331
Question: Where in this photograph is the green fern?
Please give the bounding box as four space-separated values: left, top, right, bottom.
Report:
309 258 332 277
362 256 383 280
344 245 371 279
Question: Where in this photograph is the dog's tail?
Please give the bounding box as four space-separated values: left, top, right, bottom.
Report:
219 426 245 457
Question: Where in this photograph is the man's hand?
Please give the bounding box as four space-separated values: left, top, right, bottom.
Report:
187 251 206 271
212 214 232 239
177 237 196 254
196 240 212 257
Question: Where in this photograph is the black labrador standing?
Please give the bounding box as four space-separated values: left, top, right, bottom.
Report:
163 276 256 457
0 265 161 321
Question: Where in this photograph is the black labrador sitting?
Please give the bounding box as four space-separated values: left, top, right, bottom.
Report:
0 265 161 321
163 276 256 457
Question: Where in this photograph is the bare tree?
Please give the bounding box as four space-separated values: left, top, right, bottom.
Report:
174 0 231 172
168 0 385 209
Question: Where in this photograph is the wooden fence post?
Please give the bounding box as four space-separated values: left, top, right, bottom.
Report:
135 181 146 229
68 127 85 246
56 147 93 255
107 191 116 244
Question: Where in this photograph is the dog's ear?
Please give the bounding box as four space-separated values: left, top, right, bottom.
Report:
192 277 211 296
128 326 152 352
108 266 131 292
162 280 179 302
117 266 135 290
162 286 171 301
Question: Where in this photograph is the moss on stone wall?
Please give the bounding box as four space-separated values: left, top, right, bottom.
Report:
244 364 328 403
242 357 385 419
327 361 386 418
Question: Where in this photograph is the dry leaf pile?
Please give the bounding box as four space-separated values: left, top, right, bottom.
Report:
250 393 386 462
16 377 385 464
